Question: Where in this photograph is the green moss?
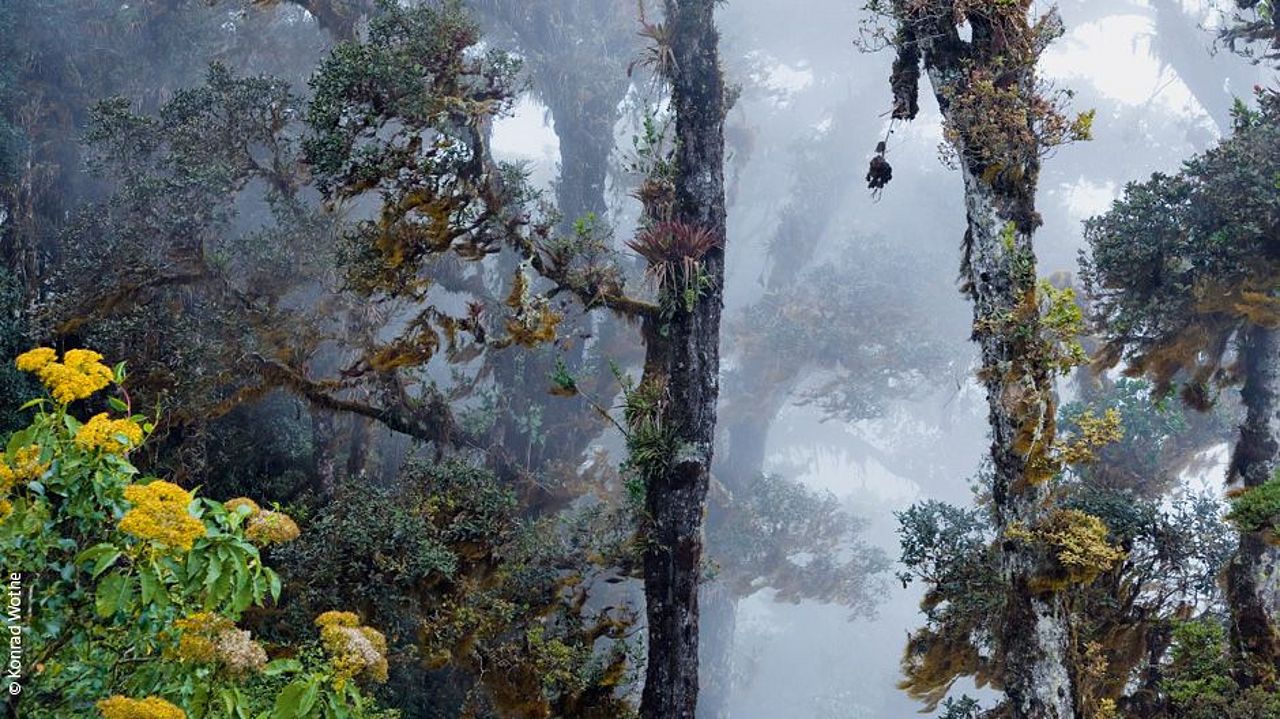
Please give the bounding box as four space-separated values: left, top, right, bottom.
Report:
1160 616 1280 713
1226 475 1280 534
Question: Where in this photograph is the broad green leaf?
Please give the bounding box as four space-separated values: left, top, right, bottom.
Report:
297 679 321 716
91 550 120 579
262 658 301 677
268 569 282 602
274 680 310 719
94 572 125 618
139 564 159 604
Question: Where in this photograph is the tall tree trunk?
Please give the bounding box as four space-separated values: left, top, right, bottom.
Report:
955 158 1074 719
891 5 1079 712
698 105 855 716
638 2 726 717
698 402 776 719
1225 323 1280 687
697 581 737 719
310 407 340 500
1149 0 1258 136
547 85 621 232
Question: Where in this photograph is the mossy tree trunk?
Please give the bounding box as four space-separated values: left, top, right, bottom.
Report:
892 4 1077 715
1225 323 1280 686
637 1 726 717
955 159 1074 719
545 80 623 232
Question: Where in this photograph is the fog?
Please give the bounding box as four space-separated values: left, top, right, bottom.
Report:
1 0 1275 717
490 2 1265 713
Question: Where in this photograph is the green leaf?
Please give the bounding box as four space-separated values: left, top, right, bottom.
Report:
298 680 320 716
95 572 125 618
91 548 121 578
108 396 129 413
274 680 309 719
263 658 302 677
326 693 350 719
139 564 160 604
203 553 224 591
233 570 252 612
221 687 237 716
77 543 122 578
117 572 135 615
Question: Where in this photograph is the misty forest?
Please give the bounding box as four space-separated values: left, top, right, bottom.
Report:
0 0 1278 718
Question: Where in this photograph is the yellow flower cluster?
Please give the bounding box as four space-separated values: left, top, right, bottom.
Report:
119 481 205 552
315 611 362 628
0 445 49 490
174 612 266 675
75 413 144 454
95 695 186 719
16 347 114 404
0 442 48 519
0 445 47 521
316 611 389 686
174 612 234 663
224 497 261 515
246 510 301 545
225 497 299 545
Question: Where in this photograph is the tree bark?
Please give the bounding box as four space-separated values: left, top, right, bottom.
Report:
638 2 726 717
697 581 737 719
896 8 1078 712
546 83 621 232
1225 323 1280 687
954 157 1075 719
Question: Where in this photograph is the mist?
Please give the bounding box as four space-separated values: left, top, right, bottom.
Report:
1 1 1277 718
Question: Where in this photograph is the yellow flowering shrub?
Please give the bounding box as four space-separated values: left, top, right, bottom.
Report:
95 695 187 719
173 612 235 663
224 497 261 515
224 496 300 545
317 611 390 686
119 481 207 552
315 610 362 628
76 413 145 453
3 346 391 717
0 444 49 488
0 444 48 520
14 346 56 373
245 509 301 545
173 612 266 675
16 346 114 403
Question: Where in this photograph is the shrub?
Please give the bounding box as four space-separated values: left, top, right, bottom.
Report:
0 347 394 718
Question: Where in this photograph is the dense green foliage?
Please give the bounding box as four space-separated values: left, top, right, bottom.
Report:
895 398 1239 715
0 348 391 717
1082 88 1280 401
1161 620 1280 719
